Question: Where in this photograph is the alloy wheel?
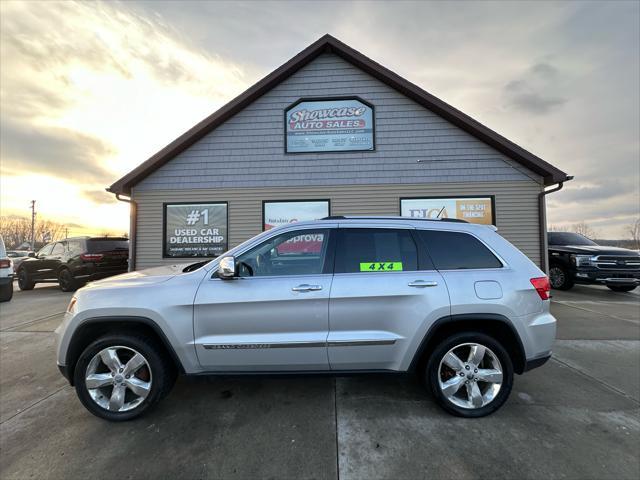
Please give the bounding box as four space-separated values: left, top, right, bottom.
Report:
438 342 503 409
85 346 152 412
549 266 565 289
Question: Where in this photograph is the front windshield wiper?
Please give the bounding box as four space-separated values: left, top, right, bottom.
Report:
182 261 210 273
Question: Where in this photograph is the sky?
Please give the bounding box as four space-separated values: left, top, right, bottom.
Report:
1 0 638 238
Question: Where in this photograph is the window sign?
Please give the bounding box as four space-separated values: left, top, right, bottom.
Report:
164 203 228 258
285 98 374 153
263 200 329 230
263 200 329 254
401 197 495 225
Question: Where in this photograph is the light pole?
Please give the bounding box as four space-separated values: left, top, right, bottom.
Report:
30 200 36 250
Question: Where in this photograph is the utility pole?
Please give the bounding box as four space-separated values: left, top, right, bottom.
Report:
30 200 36 250
65 227 69 238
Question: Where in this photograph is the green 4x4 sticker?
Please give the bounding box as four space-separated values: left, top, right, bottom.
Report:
359 262 403 272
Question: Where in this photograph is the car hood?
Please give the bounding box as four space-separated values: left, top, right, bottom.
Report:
550 245 640 256
84 263 190 288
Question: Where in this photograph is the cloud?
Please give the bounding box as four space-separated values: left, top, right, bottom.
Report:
0 119 115 184
503 62 567 114
82 190 117 204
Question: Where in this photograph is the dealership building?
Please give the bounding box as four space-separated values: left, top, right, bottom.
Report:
108 35 570 271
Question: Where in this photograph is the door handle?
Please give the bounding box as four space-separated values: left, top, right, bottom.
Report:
292 284 323 292
408 280 438 288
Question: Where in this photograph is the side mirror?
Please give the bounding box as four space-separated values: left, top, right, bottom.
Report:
28 252 36 258
218 256 236 279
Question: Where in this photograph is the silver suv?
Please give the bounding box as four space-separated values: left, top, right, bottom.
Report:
56 217 555 421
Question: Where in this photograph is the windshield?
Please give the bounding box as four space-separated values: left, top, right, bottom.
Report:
548 232 598 246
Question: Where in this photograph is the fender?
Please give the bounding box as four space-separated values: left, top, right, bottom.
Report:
64 316 185 384
407 313 526 374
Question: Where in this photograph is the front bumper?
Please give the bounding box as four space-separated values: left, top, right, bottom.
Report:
58 364 72 384
572 268 640 286
523 353 552 372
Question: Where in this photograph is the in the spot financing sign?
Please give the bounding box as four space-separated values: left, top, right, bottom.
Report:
286 98 374 153
164 203 228 257
401 197 495 225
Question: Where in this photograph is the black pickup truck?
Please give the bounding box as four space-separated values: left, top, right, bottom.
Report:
548 232 640 292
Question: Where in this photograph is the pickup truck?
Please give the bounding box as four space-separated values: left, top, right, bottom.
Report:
548 232 640 292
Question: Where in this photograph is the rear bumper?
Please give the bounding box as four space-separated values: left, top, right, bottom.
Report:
0 276 13 286
523 353 552 372
74 269 127 282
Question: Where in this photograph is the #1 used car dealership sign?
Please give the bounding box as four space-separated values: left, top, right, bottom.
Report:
164 203 228 257
286 98 374 153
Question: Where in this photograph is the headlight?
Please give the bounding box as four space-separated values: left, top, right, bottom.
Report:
571 254 594 267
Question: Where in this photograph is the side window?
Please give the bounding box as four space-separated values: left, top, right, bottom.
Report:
67 240 82 254
417 230 502 270
51 243 65 255
37 244 54 257
236 229 330 277
335 228 418 273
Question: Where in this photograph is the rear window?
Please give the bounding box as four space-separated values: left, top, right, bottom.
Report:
417 230 502 270
87 239 129 253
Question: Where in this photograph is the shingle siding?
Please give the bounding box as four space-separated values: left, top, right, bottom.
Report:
135 53 541 191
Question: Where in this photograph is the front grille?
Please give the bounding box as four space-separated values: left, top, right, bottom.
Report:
593 255 640 270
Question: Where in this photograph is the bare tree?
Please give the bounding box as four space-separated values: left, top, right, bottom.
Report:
0 215 68 248
547 224 568 232
629 218 640 250
571 221 596 239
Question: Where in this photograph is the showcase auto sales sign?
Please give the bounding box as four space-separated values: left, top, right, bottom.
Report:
286 98 374 153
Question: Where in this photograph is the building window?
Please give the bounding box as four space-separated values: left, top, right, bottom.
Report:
163 203 228 258
263 200 330 231
400 197 495 225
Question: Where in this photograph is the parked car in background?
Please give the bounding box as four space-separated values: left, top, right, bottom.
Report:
548 232 640 292
17 237 129 292
56 217 555 421
6 250 34 270
0 235 14 302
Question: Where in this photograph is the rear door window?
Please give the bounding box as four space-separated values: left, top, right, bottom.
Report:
335 228 418 273
417 230 502 270
87 239 129 253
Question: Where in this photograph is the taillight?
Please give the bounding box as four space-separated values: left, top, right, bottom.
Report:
530 276 551 300
80 253 104 261
0 259 11 268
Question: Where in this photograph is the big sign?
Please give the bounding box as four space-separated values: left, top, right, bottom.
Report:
401 197 494 225
286 98 374 153
164 203 228 257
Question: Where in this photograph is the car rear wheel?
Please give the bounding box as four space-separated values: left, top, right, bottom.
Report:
426 332 513 417
74 334 176 421
17 269 35 291
58 269 78 292
549 264 574 290
607 285 637 292
0 281 13 302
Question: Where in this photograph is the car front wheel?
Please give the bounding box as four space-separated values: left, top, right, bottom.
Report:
74 334 176 421
426 332 514 417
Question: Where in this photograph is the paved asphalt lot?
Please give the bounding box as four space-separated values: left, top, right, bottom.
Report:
0 282 638 480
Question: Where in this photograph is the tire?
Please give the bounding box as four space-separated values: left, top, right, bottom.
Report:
549 264 574 290
426 332 514 418
58 268 78 292
74 334 176 421
607 285 637 292
17 269 35 291
0 281 13 302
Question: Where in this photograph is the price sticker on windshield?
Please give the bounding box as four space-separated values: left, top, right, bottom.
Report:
359 262 403 272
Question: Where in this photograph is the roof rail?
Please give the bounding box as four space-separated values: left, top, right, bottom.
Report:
320 216 468 224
